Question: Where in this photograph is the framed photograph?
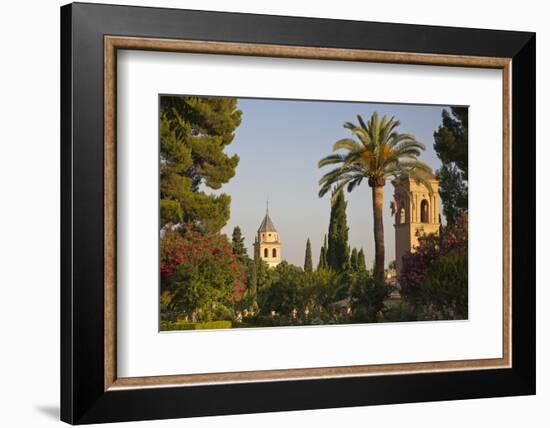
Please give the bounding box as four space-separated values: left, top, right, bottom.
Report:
60 2 535 424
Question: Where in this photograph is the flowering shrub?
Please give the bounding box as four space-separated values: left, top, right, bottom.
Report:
160 228 245 321
400 214 468 316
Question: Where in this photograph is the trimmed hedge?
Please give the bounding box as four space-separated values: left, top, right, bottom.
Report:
160 320 232 331
230 321 253 328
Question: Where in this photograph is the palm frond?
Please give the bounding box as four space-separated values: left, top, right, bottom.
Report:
384 118 400 137
343 121 359 131
392 139 426 154
347 176 363 192
398 160 433 174
319 166 352 186
318 112 431 198
368 112 379 146
347 127 371 147
357 115 368 132
332 138 362 152
388 133 418 147
318 154 345 168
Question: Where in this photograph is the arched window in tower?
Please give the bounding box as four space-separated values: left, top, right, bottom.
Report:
420 199 429 223
264 248 268 258
399 208 405 224
272 248 277 258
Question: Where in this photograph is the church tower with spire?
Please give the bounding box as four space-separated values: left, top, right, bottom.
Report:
254 203 282 268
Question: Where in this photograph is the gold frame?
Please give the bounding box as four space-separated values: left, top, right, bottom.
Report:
104 36 512 391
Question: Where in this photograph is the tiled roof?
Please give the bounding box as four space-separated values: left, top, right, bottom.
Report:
258 213 277 233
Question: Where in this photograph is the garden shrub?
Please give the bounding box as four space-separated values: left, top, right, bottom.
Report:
160 228 245 322
349 275 390 323
380 301 418 323
417 250 468 320
160 320 232 331
400 214 468 314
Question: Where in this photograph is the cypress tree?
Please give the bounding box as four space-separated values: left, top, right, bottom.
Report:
304 238 313 272
231 226 247 258
357 249 367 272
350 248 359 271
317 247 326 270
327 191 350 272
317 235 328 270
247 260 258 296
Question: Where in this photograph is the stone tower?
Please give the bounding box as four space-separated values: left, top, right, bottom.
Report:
253 206 281 268
392 172 440 275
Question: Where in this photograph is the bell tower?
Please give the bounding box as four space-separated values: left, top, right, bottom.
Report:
253 204 282 268
392 173 440 275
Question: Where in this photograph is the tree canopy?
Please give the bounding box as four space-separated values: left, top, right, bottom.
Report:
433 107 468 224
160 96 242 233
433 107 468 177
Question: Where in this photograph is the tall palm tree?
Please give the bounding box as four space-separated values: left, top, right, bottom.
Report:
318 112 433 283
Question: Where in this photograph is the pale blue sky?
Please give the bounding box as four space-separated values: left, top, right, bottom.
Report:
215 97 452 268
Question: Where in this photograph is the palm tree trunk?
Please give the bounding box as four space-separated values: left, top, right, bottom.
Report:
371 184 385 283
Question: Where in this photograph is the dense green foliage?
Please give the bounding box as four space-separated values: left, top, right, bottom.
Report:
160 320 232 331
419 250 468 320
251 263 389 326
350 248 359 271
231 226 247 259
246 258 258 296
304 238 313 272
349 247 367 273
399 215 468 319
433 107 468 225
159 96 246 326
160 96 242 233
318 112 432 282
348 274 390 323
357 249 367 271
380 301 418 323
327 191 350 272
160 199 183 225
160 228 245 322
433 107 468 176
317 235 328 270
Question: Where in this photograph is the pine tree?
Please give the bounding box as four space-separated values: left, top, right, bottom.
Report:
231 226 247 259
159 96 242 232
357 249 367 272
327 191 350 272
433 107 468 225
304 238 313 272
